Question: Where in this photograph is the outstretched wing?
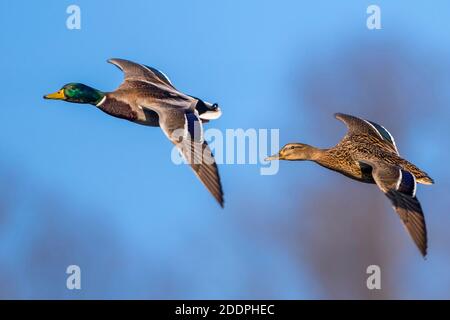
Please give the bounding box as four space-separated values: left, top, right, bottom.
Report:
142 64 176 89
335 113 399 154
158 108 224 207
107 58 177 91
180 140 224 207
360 159 427 256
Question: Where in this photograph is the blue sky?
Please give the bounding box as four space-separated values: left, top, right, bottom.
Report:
0 0 450 299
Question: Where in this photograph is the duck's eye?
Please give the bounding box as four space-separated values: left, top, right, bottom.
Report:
290 146 295 150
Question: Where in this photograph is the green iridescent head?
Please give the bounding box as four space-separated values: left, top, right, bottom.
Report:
44 83 104 105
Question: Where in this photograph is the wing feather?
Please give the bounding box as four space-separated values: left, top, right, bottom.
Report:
159 109 224 207
335 113 399 154
107 58 178 91
360 159 428 256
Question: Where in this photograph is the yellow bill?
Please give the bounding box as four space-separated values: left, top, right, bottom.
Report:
44 89 65 100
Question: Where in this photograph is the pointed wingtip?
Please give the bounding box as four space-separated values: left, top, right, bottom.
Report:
107 58 125 66
212 185 224 209
421 247 428 259
215 190 224 208
107 58 117 66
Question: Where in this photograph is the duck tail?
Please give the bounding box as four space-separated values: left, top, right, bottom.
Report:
194 99 222 121
401 160 435 185
416 175 434 185
198 107 222 120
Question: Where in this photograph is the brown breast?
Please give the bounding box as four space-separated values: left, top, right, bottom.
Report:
317 146 376 184
97 96 139 121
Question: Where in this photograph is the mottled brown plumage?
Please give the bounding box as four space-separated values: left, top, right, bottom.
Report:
266 113 434 257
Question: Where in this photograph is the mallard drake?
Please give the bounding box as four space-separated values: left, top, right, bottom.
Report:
44 58 224 207
266 113 434 256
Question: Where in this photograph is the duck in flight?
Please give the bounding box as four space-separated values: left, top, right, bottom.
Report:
266 113 434 256
44 58 224 207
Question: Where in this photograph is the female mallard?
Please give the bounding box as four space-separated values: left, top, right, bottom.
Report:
266 113 434 256
44 58 224 207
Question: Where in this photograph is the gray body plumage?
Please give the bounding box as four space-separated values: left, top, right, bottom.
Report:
98 59 224 207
